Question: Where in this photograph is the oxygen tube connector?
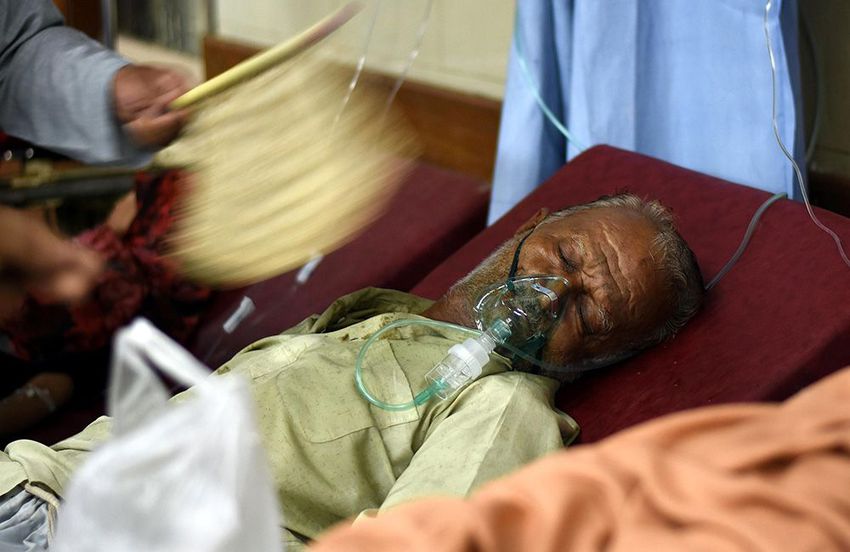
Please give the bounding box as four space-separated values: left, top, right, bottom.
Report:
423 319 511 400
354 318 507 412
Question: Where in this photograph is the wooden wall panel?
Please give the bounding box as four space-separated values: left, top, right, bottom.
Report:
53 0 102 41
811 172 850 218
203 35 501 182
799 0 850 216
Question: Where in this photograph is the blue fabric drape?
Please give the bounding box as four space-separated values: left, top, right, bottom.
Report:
489 0 803 224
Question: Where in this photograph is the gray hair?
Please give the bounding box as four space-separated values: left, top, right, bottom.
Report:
546 193 704 374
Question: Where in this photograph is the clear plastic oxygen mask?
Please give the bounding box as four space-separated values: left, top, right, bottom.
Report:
474 275 570 348
422 274 569 400
354 227 571 411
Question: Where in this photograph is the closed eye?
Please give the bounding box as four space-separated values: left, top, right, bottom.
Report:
558 247 579 273
577 300 594 336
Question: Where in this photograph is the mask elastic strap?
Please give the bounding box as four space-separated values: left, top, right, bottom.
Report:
499 340 604 376
506 228 536 292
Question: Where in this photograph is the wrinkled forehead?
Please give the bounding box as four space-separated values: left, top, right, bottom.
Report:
543 206 673 327
543 205 654 232
538 206 661 258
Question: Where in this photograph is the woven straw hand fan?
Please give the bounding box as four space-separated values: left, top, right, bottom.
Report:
153 3 415 287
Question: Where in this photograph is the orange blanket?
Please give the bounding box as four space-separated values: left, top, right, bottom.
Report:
312 367 850 551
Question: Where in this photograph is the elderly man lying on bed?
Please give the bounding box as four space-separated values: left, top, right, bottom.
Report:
0 193 704 550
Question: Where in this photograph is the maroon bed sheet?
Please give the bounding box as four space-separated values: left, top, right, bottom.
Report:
413 145 850 443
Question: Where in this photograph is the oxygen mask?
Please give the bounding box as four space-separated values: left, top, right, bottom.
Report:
355 227 573 411
473 275 570 348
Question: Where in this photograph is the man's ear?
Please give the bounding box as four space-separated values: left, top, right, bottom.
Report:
514 208 550 237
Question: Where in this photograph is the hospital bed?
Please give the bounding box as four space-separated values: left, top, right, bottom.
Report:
16 145 850 448
413 145 850 443
191 144 850 444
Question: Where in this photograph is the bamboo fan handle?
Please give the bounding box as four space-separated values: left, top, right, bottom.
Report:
169 2 363 110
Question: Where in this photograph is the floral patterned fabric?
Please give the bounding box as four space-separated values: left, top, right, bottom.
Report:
2 171 212 360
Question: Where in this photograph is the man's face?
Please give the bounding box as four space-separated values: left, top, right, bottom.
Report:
454 206 673 368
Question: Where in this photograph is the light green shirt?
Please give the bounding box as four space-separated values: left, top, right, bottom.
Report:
1 288 578 546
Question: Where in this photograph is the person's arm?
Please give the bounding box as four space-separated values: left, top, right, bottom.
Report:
367 373 573 516
0 1 187 165
0 205 102 318
0 415 112 498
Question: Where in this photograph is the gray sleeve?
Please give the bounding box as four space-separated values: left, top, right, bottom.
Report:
0 0 149 165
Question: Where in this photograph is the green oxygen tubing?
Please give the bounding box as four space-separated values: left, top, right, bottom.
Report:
354 318 512 412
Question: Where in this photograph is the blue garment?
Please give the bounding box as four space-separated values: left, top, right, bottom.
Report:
0 487 49 552
489 0 803 224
